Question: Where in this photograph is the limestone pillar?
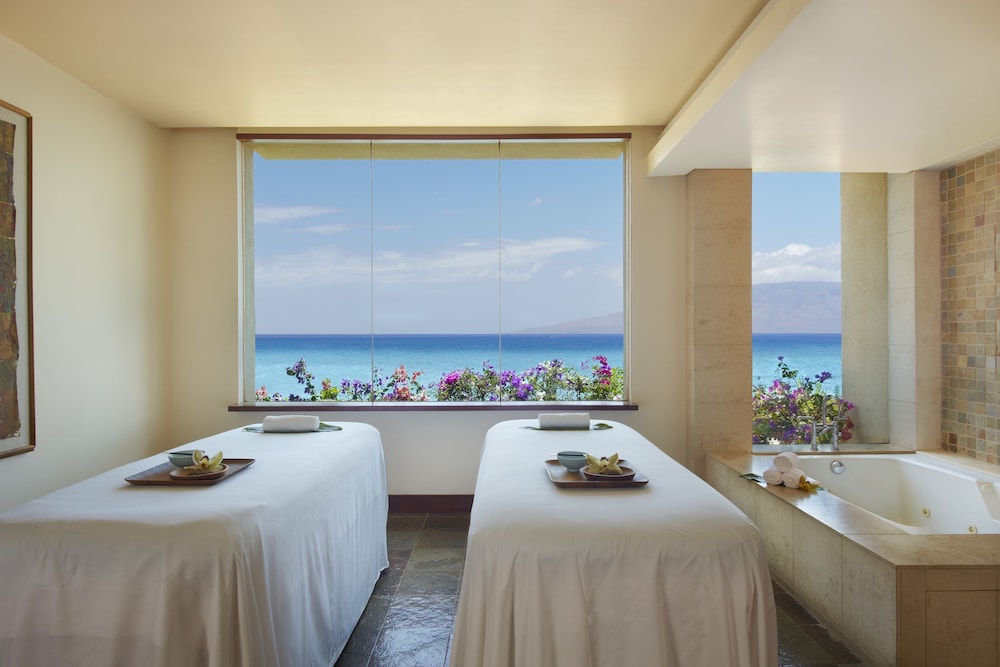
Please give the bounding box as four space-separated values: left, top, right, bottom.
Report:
841 174 889 443
886 171 941 449
686 170 751 475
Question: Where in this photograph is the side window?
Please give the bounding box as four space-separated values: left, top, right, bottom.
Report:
751 173 850 445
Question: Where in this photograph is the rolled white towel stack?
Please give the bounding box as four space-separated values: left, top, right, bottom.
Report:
763 451 810 489
772 451 798 472
262 415 321 433
780 468 807 489
762 468 783 485
538 412 591 429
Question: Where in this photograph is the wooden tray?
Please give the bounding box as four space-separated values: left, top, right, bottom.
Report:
126 459 256 486
544 459 648 488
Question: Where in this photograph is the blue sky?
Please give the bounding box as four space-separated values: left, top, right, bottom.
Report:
252 147 625 334
752 172 841 284
252 148 840 334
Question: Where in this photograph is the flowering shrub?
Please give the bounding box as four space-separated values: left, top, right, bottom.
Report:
433 362 538 401
338 365 429 402
566 355 624 401
256 358 338 401
752 357 854 445
260 355 625 403
433 365 497 401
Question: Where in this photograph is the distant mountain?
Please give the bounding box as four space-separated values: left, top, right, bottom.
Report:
514 312 624 334
510 281 840 335
753 281 841 333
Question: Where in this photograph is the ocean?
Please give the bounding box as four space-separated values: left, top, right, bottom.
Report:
751 333 843 390
254 332 842 399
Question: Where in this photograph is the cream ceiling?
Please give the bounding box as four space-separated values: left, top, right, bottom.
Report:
0 0 997 175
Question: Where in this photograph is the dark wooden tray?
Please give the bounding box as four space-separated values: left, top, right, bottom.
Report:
125 458 256 486
544 459 649 488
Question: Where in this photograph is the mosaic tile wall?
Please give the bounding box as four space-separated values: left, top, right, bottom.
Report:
940 148 1000 463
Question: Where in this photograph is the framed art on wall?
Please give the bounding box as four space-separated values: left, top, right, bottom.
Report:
0 99 33 458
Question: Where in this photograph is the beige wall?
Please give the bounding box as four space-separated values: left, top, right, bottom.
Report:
166 127 690 495
0 35 172 510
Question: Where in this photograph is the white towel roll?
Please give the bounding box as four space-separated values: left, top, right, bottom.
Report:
262 415 320 433
538 412 591 429
773 451 799 472
781 468 807 489
762 467 783 486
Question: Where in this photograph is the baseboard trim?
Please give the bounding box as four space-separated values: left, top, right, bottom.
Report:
389 494 474 513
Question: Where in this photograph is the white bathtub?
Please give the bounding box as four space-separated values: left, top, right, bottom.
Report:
793 453 1000 534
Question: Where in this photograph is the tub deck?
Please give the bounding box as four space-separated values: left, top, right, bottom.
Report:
709 451 1000 667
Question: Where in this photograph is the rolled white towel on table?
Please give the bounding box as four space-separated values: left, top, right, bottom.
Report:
781 468 807 489
762 467 783 486
773 451 799 472
538 412 591 429
262 415 320 433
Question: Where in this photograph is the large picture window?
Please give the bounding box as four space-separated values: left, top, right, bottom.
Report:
240 135 628 404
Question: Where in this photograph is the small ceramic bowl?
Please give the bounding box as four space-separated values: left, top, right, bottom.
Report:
168 450 196 468
557 450 588 472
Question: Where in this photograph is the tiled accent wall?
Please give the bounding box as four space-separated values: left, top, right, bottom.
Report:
940 148 1000 463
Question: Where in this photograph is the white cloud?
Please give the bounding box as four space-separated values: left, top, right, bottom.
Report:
254 205 341 224
298 224 354 235
752 243 841 284
255 236 603 287
530 197 544 207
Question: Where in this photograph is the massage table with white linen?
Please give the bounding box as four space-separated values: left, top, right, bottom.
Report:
449 419 777 667
0 422 388 667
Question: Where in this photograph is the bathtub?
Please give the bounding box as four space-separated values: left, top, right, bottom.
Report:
793 453 1000 534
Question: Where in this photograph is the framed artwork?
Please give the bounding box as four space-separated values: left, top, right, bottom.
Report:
0 100 33 459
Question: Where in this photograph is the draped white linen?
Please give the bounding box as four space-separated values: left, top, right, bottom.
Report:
450 419 777 667
0 423 388 667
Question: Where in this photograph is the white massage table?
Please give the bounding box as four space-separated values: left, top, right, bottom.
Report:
0 422 388 667
450 419 777 667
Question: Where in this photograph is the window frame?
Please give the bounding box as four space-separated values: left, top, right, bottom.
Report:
235 132 635 410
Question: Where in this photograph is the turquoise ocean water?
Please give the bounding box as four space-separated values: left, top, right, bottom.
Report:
255 333 842 399
751 333 843 390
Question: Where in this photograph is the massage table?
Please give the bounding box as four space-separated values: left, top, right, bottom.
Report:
0 422 388 667
449 419 777 667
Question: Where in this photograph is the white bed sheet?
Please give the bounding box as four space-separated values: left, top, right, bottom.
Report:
449 419 777 667
0 422 388 667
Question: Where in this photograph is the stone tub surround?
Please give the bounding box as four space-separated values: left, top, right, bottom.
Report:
707 452 1000 667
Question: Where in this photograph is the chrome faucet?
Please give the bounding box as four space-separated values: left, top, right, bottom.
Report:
799 394 842 451
815 420 841 450
798 416 819 451
812 394 841 451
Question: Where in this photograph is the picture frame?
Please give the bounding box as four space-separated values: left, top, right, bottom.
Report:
0 100 33 459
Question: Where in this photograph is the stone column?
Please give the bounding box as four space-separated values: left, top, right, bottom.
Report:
886 171 941 450
686 170 751 475
841 174 890 444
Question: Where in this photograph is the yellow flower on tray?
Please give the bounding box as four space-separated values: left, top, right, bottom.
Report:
186 449 225 473
797 476 820 493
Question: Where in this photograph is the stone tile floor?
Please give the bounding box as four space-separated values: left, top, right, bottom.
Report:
335 513 867 667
